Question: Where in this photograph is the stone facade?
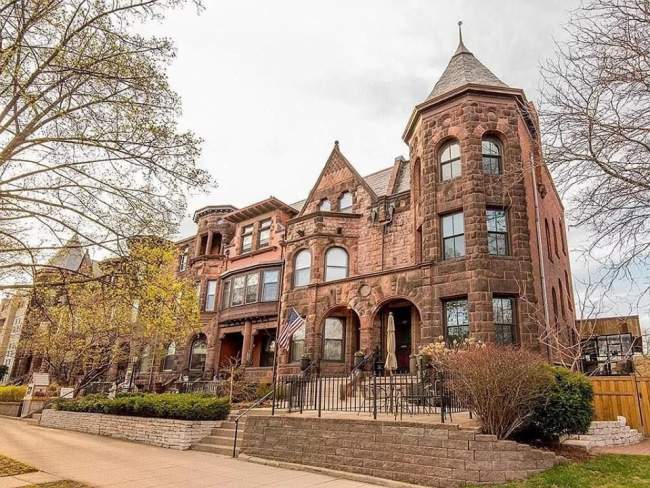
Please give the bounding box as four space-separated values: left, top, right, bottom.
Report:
241 416 562 487
39 409 219 450
563 417 644 451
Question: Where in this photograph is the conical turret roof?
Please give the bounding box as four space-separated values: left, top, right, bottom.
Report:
426 25 508 101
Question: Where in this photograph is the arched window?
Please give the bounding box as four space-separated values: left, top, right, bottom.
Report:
189 335 207 371
339 192 353 213
552 220 559 258
551 287 559 328
294 249 311 287
545 219 553 261
482 137 501 175
178 246 189 272
565 271 573 311
319 199 331 211
558 279 566 318
323 317 344 361
163 342 176 371
439 140 461 181
324 247 348 282
290 324 306 362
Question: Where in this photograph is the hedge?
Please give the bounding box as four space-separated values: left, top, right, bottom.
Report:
528 366 594 440
51 393 230 421
0 385 27 402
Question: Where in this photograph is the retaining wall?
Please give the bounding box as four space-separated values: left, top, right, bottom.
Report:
241 416 562 487
0 401 21 417
40 409 218 450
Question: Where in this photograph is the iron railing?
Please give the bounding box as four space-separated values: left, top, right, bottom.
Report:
272 370 466 422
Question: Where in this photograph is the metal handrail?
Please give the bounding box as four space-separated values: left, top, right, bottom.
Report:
232 388 274 457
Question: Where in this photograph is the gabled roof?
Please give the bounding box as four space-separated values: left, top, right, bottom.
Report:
48 235 87 272
298 141 379 216
426 29 508 102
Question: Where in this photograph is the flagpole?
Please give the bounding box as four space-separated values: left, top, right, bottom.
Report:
270 324 279 416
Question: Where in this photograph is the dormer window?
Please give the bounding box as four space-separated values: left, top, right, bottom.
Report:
319 199 331 211
258 219 271 248
339 192 353 213
440 140 461 181
241 224 253 253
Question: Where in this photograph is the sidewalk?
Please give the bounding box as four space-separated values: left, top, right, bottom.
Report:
0 417 381 488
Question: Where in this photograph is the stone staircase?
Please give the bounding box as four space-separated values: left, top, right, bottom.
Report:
562 416 644 451
191 408 270 457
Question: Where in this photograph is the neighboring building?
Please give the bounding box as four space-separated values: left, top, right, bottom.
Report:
577 315 644 375
0 293 30 384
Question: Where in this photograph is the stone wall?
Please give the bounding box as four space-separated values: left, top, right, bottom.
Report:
40 409 218 450
0 401 21 417
241 416 561 487
563 417 644 451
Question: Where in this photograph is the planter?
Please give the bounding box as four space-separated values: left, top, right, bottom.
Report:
0 401 21 417
39 409 219 450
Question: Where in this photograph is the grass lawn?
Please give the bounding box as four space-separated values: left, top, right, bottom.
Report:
474 454 650 488
0 453 36 476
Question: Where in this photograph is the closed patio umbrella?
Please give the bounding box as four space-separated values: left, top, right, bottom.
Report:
385 312 398 372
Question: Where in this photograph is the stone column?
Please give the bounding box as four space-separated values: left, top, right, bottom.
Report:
242 320 253 366
206 231 214 255
358 314 374 355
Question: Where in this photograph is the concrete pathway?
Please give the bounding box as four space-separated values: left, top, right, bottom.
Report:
0 418 381 488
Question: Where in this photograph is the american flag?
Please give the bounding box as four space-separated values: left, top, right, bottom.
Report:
277 307 305 350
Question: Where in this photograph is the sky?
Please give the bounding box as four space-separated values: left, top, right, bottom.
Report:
141 0 648 331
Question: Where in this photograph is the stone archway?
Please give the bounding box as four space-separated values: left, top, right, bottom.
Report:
371 298 422 374
316 305 362 373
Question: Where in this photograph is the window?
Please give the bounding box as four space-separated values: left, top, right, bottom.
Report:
323 317 344 361
178 246 189 272
444 299 469 343
189 336 207 371
442 212 465 259
290 324 306 362
262 269 280 301
545 220 553 261
210 232 222 254
560 220 567 256
440 140 461 181
486 208 508 256
258 219 271 248
294 249 311 287
245 273 259 304
231 275 245 306
493 297 515 344
558 279 566 318
565 271 573 311
139 345 151 374
482 137 501 175
221 280 231 310
241 224 253 253
551 287 559 327
324 247 348 281
260 334 275 367
205 280 217 311
339 192 353 213
163 342 176 371
552 220 559 258
319 199 331 211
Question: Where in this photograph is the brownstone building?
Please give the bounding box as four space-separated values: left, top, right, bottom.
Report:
163 34 575 382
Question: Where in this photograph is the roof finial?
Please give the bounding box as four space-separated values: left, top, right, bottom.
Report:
453 20 471 57
458 20 463 44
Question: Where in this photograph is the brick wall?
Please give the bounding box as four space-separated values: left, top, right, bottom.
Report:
241 416 561 487
40 409 218 450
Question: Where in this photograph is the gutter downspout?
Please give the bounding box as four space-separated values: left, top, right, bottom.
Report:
530 150 551 361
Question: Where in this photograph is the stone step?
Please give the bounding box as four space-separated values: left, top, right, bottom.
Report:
219 421 238 429
192 443 238 457
201 435 236 447
562 439 592 450
210 427 236 437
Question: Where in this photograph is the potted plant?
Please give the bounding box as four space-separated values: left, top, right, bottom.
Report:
300 353 311 371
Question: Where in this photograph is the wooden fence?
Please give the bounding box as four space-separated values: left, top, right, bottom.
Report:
589 376 650 436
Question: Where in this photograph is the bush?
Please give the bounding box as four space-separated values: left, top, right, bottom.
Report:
424 340 554 439
0 385 27 402
52 393 230 421
528 366 594 441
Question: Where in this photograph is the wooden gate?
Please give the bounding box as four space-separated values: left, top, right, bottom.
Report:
590 376 650 436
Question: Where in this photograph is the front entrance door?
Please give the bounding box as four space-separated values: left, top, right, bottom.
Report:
393 307 411 373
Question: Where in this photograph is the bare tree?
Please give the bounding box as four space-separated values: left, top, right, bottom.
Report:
0 0 211 288
540 0 650 294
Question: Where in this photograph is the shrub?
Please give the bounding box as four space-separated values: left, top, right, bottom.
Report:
424 340 554 439
528 366 594 441
52 393 230 421
0 385 27 402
